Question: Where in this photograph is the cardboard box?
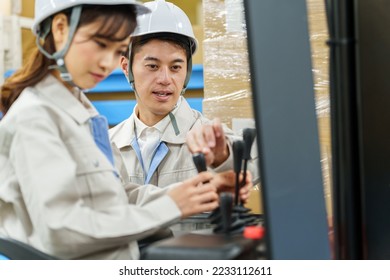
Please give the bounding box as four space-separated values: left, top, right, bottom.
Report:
245 185 263 215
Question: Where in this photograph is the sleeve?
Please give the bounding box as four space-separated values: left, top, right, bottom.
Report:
124 181 181 205
10 111 181 259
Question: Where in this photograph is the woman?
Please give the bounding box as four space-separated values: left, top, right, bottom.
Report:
0 0 251 260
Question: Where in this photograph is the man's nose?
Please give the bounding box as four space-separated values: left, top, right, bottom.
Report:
156 67 171 84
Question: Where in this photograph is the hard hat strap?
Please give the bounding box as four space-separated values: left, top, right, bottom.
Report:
36 6 82 86
181 54 193 95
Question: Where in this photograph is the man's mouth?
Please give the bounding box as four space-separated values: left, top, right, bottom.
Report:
153 91 172 96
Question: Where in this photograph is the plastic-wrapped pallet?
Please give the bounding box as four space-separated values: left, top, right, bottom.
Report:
307 0 332 222
202 0 259 214
202 0 253 129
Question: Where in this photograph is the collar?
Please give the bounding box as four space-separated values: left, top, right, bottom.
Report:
134 112 149 139
159 96 198 144
35 74 98 124
109 96 200 148
109 114 137 149
134 109 173 139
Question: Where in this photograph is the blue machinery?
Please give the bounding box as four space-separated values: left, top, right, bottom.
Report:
2 65 204 125
88 65 204 126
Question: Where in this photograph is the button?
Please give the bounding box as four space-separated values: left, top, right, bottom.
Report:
243 225 265 239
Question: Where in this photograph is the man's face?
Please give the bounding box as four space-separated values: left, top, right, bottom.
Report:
122 39 187 126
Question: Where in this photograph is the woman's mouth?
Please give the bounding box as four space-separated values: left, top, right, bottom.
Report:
90 72 105 83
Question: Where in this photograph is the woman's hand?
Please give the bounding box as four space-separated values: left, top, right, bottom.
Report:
168 172 219 218
211 170 252 204
168 170 252 218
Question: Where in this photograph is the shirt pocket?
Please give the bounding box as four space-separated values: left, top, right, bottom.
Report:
67 143 126 208
70 144 114 174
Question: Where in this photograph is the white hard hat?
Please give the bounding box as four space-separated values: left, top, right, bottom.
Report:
128 0 197 92
133 0 198 54
32 0 150 36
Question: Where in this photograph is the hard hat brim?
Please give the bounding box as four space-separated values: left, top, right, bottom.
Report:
32 0 150 36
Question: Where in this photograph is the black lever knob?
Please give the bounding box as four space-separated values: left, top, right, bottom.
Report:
220 192 233 235
243 128 256 160
192 152 207 173
233 140 244 174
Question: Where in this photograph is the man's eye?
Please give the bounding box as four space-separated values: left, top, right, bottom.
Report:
171 65 182 71
146 64 158 70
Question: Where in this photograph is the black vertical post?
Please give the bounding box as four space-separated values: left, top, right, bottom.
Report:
244 0 331 259
326 0 364 259
354 0 390 259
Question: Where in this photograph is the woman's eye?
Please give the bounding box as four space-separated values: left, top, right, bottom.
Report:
95 40 107 48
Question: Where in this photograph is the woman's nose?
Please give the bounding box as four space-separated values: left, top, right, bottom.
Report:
99 52 118 72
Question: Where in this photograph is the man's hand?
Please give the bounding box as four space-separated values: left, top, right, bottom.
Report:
186 118 229 167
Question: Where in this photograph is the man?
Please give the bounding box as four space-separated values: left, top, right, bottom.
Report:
109 0 258 187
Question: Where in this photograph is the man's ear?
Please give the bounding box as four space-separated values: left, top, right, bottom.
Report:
51 13 69 51
120 56 129 76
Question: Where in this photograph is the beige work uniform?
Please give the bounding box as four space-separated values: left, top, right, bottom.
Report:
0 75 181 259
109 96 259 187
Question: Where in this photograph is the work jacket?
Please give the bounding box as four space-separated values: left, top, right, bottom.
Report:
109 97 258 187
0 75 181 260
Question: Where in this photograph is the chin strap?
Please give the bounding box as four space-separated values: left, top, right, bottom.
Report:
181 54 193 95
36 6 82 88
168 111 180 136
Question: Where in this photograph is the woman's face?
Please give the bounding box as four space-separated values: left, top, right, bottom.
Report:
56 17 130 89
127 39 187 126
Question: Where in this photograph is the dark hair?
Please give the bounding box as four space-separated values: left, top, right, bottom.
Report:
1 4 137 115
129 33 191 63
